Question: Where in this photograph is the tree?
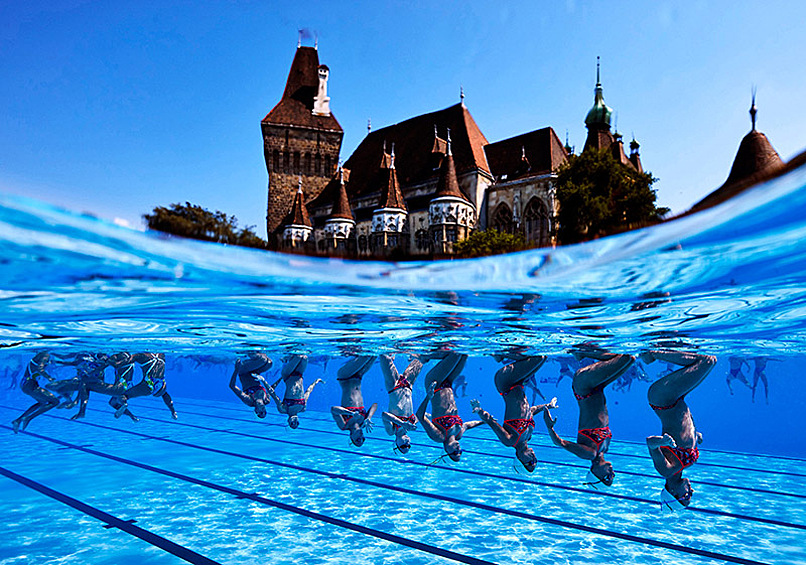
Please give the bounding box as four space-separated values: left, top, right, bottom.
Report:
143 202 267 249
554 149 669 244
453 229 529 258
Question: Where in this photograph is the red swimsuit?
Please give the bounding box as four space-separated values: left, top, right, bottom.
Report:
503 417 535 444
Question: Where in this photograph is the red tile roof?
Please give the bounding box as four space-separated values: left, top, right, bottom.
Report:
262 47 342 132
434 149 467 201
328 171 354 220
283 185 312 227
379 156 407 210
484 127 568 180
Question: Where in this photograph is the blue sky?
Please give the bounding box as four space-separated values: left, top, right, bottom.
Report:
2 1 804 236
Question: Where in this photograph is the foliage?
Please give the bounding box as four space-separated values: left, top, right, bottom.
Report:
453 228 528 258
554 149 669 244
143 202 267 249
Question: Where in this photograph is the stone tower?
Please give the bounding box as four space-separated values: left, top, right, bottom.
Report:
261 43 343 243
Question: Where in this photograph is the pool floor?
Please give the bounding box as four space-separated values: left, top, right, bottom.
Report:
0 397 804 565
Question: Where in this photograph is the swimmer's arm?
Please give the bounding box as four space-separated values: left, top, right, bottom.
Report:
419 413 444 443
474 409 511 442
646 435 679 477
264 384 285 413
331 406 356 430
543 409 595 460
228 368 251 406
382 411 416 429
415 381 434 423
303 378 324 400
530 397 558 415
365 402 378 421
462 419 485 432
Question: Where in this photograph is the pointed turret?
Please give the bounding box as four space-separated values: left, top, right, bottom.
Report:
379 144 407 210
433 131 468 200
583 57 616 153
689 94 785 213
371 143 409 257
429 130 476 256
629 137 643 173
280 177 313 251
329 168 353 221
323 168 356 256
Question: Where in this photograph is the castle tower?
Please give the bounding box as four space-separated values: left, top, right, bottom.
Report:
629 137 643 173
280 178 313 252
323 168 356 256
262 43 343 243
371 144 409 257
429 130 476 255
583 57 615 153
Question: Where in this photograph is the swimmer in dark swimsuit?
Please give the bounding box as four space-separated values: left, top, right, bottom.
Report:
542 345 634 486
642 350 716 509
726 356 751 395
416 352 483 461
54 352 114 420
106 353 140 422
11 352 59 433
5 357 23 390
751 357 771 405
471 353 557 472
114 353 178 419
380 353 425 453
331 355 378 446
267 354 323 428
229 352 273 419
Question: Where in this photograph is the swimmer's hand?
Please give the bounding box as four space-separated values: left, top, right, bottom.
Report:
660 433 676 448
547 396 558 409
314 378 324 385
542 409 556 429
470 399 482 413
696 432 703 445
426 381 437 398
362 418 373 432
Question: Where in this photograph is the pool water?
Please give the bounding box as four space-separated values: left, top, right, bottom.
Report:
1 162 806 564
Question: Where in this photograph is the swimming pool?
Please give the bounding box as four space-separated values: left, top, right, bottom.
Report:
1 163 806 564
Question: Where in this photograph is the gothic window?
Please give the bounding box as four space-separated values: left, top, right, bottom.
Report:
283 151 290 174
305 153 312 175
492 204 513 234
523 197 550 247
415 229 431 251
272 150 280 172
358 234 368 252
315 153 322 176
446 226 457 243
293 152 300 174
325 155 331 176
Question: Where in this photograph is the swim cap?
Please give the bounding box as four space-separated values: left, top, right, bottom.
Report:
659 487 686 511
583 469 610 489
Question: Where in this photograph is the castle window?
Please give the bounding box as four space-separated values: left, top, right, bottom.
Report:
358 234 368 252
492 204 514 234
415 229 431 251
523 197 550 247
305 153 312 175
325 155 331 176
272 150 280 172
283 151 290 174
293 152 300 174
315 153 322 176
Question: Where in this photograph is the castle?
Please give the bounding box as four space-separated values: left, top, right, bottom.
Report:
261 45 646 258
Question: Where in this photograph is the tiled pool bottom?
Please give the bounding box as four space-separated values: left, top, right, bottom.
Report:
0 398 803 565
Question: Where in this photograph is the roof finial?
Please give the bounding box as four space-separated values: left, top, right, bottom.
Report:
460 85 465 106
596 56 601 86
750 86 758 131
338 165 344 184
297 30 301 48
613 111 618 134
434 124 438 138
297 175 303 193
382 139 387 155
367 118 372 133
390 143 396 169
314 33 318 50
446 128 452 156
521 145 527 160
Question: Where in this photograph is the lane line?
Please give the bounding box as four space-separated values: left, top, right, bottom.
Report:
0 466 222 565
9 426 775 565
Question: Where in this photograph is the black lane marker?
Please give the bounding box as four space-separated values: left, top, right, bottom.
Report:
120 403 806 497
8 426 775 565
176 397 806 463
2 428 495 565
25 410 806 533
0 466 221 565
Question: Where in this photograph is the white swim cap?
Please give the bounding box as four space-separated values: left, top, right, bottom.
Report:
583 469 608 489
659 487 686 511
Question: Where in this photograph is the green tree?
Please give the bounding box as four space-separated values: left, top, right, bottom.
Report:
453 229 529 258
555 149 668 244
144 202 267 249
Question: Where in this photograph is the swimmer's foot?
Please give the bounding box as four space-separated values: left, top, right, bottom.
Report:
11 419 20 434
171 412 178 420
61 400 78 410
114 403 129 419
21 417 32 431
129 414 140 423
70 412 85 421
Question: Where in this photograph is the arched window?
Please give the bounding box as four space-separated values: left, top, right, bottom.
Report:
304 153 312 175
272 150 280 172
523 198 550 247
325 155 332 176
283 151 290 174
293 152 301 174
492 204 514 234
415 229 431 251
315 153 322 176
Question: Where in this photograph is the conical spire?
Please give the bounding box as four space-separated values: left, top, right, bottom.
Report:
434 129 468 201
284 177 312 227
329 168 354 221
379 145 406 210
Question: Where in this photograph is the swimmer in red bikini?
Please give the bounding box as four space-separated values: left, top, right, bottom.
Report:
267 354 324 428
542 345 634 487
641 350 716 509
471 353 557 472
331 356 377 446
380 353 426 453
416 352 484 462
228 352 273 419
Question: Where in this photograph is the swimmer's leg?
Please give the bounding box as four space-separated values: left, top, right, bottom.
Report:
573 353 634 396
646 351 716 408
160 391 178 419
424 353 467 390
20 387 59 429
494 356 545 394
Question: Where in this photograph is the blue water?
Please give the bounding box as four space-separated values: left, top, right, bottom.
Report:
1 164 806 564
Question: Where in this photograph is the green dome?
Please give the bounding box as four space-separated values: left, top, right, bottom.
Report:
585 84 612 127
